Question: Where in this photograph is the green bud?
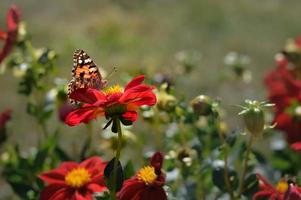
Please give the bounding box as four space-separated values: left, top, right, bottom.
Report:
157 84 177 112
190 95 212 116
243 108 264 137
239 100 273 137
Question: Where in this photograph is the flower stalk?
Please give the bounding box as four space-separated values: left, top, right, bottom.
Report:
111 118 123 200
237 134 254 197
218 130 235 199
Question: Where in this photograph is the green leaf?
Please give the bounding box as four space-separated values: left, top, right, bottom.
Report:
242 174 259 198
225 130 237 147
124 161 135 179
111 120 118 133
104 157 124 192
212 166 238 192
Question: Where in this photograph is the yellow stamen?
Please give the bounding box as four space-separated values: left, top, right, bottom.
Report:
103 85 122 96
65 167 91 188
276 181 288 193
137 166 157 185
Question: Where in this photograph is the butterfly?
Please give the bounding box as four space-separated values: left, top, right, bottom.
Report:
68 49 107 103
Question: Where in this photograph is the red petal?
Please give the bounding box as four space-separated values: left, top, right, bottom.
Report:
59 161 78 171
0 31 7 40
140 187 167 200
7 5 21 31
58 103 75 122
65 106 101 126
80 156 102 169
39 184 70 200
125 85 154 94
284 184 301 200
125 75 145 91
252 190 274 200
151 152 164 171
0 109 12 129
80 156 105 177
255 173 274 190
120 90 157 106
86 183 107 193
0 6 20 64
39 169 66 184
70 88 106 104
117 179 145 200
75 190 93 200
291 142 301 152
122 111 138 122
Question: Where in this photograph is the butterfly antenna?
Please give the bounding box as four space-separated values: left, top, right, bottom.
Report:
105 66 117 79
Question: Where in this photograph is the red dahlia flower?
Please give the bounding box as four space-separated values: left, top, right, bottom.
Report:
117 152 167 200
65 75 156 129
39 156 107 200
274 110 301 143
0 5 20 63
265 55 301 113
265 53 301 144
253 174 301 200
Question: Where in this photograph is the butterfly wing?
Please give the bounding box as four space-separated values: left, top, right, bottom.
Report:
68 49 107 103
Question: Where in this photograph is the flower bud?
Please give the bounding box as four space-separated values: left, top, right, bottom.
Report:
177 148 195 167
190 95 212 116
157 84 177 112
58 102 75 122
282 37 301 65
243 107 264 136
239 100 272 137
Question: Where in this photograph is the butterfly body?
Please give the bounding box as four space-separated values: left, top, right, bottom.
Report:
68 49 107 103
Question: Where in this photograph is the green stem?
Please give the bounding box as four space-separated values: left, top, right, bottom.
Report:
40 122 48 139
223 145 235 200
24 40 37 60
87 123 93 151
218 131 235 199
111 119 123 200
80 123 93 160
237 134 254 197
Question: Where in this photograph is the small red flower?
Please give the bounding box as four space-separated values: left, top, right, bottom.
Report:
0 109 12 144
274 111 301 144
39 156 107 200
65 75 156 127
117 152 167 200
264 51 301 144
253 174 301 200
0 5 21 63
265 55 301 113
0 109 12 129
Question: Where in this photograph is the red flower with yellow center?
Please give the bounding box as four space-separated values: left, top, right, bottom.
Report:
65 75 156 130
0 5 20 63
117 152 167 200
39 156 107 200
253 174 301 200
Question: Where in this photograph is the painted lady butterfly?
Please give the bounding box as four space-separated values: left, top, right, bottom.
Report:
68 49 107 103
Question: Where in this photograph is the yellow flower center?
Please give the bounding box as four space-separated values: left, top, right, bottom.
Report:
137 166 157 185
65 167 91 188
103 85 122 96
276 181 288 194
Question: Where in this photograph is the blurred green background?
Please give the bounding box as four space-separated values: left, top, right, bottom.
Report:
1 0 301 199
